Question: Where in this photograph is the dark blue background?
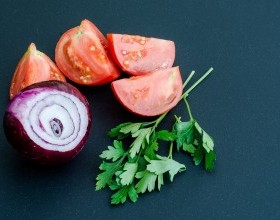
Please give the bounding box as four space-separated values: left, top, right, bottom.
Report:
1 0 279 219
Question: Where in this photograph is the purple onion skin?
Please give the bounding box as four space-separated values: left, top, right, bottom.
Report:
3 81 92 165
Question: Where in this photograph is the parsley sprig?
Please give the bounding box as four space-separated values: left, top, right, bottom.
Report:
96 67 216 204
173 98 216 171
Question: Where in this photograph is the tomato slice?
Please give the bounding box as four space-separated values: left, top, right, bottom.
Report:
9 43 66 99
107 33 175 76
111 67 182 116
55 19 120 85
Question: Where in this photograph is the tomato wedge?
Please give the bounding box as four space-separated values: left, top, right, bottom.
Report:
107 33 175 76
55 19 120 85
111 67 182 116
9 43 66 99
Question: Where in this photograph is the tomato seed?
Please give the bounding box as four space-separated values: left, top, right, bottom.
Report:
90 46 96 51
140 39 146 45
123 60 129 66
100 54 106 60
161 62 168 68
137 51 142 58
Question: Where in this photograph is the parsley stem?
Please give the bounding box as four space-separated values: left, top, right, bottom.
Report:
182 67 214 99
168 142 174 159
183 70 195 89
184 97 193 120
174 115 181 122
143 111 168 127
155 112 167 127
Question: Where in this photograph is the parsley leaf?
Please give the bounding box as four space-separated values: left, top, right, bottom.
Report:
157 174 164 191
119 162 138 185
194 122 214 152
111 184 138 204
100 140 125 162
144 141 158 160
120 123 142 134
146 155 186 181
205 150 216 171
96 160 123 190
183 143 196 154
155 130 177 141
135 170 157 193
193 145 204 165
108 122 133 139
129 128 151 158
173 119 194 150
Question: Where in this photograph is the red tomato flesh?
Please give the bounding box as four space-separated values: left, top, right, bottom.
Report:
9 43 66 99
111 67 182 116
55 20 120 85
107 33 175 76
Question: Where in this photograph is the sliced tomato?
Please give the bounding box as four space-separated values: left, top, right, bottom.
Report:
9 43 66 99
111 67 182 116
107 33 175 76
55 19 120 85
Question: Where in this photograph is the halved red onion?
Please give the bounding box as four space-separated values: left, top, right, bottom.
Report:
4 81 92 165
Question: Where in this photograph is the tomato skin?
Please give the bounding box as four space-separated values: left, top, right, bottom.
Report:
55 20 120 86
107 33 175 76
111 67 182 116
9 43 66 99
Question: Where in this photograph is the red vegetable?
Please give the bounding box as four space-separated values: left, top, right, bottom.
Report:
55 19 120 86
4 81 92 165
111 67 183 116
107 33 175 76
9 43 66 99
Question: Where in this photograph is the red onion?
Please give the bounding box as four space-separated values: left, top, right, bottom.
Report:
3 81 92 165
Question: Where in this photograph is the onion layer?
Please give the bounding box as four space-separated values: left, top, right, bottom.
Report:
4 81 92 165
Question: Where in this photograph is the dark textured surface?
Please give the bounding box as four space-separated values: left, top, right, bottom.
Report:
1 1 280 219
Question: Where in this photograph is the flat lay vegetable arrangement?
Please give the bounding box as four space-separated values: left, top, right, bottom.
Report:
3 19 216 204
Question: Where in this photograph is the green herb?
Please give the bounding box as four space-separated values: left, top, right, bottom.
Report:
172 97 216 171
99 140 125 162
96 67 216 204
